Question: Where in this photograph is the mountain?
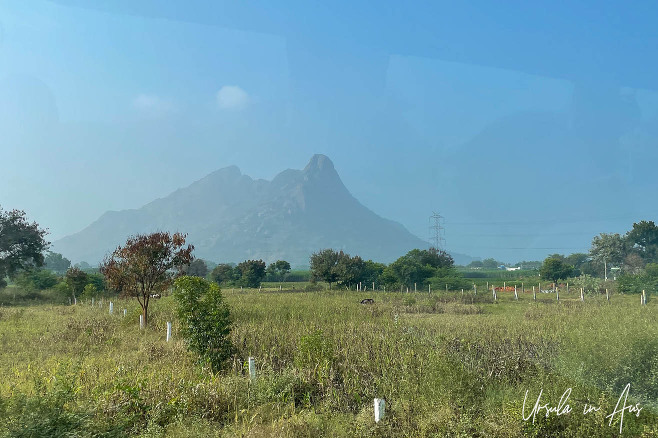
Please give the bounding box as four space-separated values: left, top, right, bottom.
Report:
53 155 473 266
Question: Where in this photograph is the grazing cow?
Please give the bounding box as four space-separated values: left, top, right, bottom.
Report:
149 293 161 299
360 298 374 305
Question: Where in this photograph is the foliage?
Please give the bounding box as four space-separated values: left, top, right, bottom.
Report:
386 248 455 287
236 259 267 288
184 259 209 278
266 260 291 282
481 258 500 269
567 274 603 293
44 251 71 274
309 249 342 288
100 232 194 326
173 276 234 372
539 257 574 283
81 283 99 300
589 232 627 267
360 260 386 287
1 291 658 436
428 267 471 291
0 207 49 288
15 269 59 290
209 263 238 285
626 220 658 262
334 254 365 287
65 267 88 300
617 263 658 294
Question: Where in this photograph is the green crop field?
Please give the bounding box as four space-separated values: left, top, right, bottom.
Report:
1 288 657 437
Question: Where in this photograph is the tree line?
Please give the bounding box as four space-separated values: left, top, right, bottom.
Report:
309 247 469 291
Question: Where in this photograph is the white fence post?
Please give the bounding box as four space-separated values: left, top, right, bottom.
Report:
580 288 584 302
109 302 113 314
123 308 127 317
166 322 172 342
514 285 518 300
533 286 536 301
139 314 144 330
248 357 256 380
374 398 386 423
606 289 609 301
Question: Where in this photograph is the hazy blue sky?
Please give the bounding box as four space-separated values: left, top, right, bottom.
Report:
2 0 658 263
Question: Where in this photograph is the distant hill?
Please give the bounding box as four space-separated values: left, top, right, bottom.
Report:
53 155 474 267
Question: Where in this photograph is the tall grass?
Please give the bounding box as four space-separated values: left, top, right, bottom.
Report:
0 289 656 436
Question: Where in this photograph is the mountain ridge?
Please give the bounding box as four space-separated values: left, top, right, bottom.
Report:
53 155 474 266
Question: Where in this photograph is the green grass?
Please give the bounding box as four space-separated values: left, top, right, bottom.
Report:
0 288 657 436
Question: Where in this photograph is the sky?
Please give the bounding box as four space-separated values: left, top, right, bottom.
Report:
2 0 658 263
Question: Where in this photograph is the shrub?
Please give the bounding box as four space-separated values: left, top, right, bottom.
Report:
173 276 234 372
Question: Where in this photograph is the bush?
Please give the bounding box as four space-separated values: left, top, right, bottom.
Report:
173 276 234 372
14 269 59 290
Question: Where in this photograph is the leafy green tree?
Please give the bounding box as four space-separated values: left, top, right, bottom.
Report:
267 260 291 282
481 258 500 269
467 260 484 268
539 257 574 283
185 259 209 278
86 273 105 292
0 207 49 288
15 269 59 290
388 249 442 287
361 260 386 287
626 220 658 262
310 249 342 289
100 232 194 326
334 254 365 288
65 267 88 301
174 276 234 372
210 263 238 285
589 233 627 268
81 283 99 300
236 259 267 288
44 252 71 274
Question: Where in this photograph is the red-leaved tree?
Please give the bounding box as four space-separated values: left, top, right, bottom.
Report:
100 232 193 326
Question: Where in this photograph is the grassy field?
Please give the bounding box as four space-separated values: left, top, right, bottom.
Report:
1 287 657 437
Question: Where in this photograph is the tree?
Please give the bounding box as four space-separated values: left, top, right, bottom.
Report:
44 252 71 274
589 233 627 268
100 232 193 326
388 249 453 287
267 260 291 282
15 269 58 290
334 254 365 288
174 276 234 372
210 263 238 285
481 258 500 269
236 259 267 288
626 220 658 262
0 208 49 288
185 259 209 278
310 249 342 289
361 260 386 287
539 257 574 283
65 267 88 301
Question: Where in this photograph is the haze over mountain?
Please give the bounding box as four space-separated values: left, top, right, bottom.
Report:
53 155 473 267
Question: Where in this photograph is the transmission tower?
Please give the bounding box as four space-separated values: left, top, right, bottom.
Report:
429 212 445 251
